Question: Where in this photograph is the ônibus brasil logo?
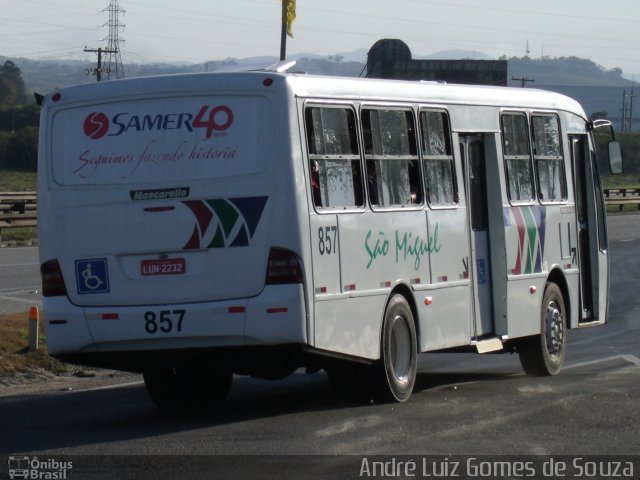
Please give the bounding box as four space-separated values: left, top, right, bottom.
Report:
83 105 234 140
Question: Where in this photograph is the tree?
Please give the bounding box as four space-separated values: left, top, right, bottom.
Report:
0 60 28 105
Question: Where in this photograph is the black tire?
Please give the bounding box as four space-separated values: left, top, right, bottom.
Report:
519 282 567 376
143 362 232 407
372 294 417 402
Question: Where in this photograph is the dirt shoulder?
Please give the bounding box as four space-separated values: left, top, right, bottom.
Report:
0 311 141 398
0 366 141 398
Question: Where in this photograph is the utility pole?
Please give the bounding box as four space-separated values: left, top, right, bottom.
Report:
84 47 117 82
103 0 125 80
620 89 628 131
511 76 535 88
280 0 287 61
628 87 637 132
279 0 295 61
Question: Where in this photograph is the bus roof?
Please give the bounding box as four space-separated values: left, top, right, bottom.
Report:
46 70 586 119
284 73 586 117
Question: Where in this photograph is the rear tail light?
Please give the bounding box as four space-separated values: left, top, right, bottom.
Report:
265 248 303 285
41 259 68 297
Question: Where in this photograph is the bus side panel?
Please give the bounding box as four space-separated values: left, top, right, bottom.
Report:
313 296 385 360
416 285 472 351
422 207 473 350
504 204 577 338
503 205 547 338
505 277 546 338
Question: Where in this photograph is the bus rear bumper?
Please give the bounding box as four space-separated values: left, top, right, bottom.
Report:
42 284 307 357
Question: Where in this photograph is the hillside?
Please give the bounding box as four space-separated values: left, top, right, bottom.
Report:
3 51 637 95
507 56 633 87
2 51 638 129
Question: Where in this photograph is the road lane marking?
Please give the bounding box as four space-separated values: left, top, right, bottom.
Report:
0 262 39 268
0 286 40 294
0 295 42 305
565 354 640 369
77 381 144 392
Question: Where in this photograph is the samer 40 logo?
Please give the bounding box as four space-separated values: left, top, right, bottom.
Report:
83 105 234 140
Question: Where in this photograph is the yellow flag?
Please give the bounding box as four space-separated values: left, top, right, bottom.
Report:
283 0 296 37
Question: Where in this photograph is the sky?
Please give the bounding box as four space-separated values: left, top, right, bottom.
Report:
2 0 639 78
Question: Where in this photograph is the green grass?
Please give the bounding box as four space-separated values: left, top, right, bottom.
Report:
602 174 640 190
0 169 36 191
0 226 37 242
602 174 640 215
606 204 640 214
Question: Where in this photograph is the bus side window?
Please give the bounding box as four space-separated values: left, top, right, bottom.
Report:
362 109 421 207
531 114 567 202
305 106 363 209
420 110 456 206
502 113 534 203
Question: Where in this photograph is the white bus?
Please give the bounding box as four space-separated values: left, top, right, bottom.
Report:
37 68 621 404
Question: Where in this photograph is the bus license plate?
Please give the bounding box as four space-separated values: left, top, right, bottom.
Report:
141 258 186 276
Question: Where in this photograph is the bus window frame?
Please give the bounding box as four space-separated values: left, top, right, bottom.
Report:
501 111 537 206
530 112 568 205
303 101 365 214
418 107 458 210
360 104 424 212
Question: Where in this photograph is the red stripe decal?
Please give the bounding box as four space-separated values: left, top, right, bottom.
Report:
144 206 175 212
266 307 288 314
511 208 526 275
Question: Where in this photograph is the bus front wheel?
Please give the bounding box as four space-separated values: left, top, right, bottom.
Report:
519 282 567 376
373 294 417 402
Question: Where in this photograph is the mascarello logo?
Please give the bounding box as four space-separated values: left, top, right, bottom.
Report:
83 112 109 139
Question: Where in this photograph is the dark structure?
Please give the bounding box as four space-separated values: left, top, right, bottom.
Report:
366 39 508 86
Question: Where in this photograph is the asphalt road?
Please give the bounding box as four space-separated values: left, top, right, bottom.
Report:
0 216 638 478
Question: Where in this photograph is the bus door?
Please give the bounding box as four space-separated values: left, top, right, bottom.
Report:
570 135 607 323
459 134 494 337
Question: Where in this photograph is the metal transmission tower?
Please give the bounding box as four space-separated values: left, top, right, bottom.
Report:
102 0 125 80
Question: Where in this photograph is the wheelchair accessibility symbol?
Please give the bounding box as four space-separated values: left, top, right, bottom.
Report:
75 258 110 294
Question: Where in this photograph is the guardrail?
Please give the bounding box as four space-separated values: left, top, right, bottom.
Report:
603 188 640 212
0 187 636 240
0 191 37 241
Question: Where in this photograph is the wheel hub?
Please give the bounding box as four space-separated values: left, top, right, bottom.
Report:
390 315 411 381
545 301 564 357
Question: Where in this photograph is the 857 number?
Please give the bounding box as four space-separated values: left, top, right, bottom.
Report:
318 226 337 255
144 310 186 334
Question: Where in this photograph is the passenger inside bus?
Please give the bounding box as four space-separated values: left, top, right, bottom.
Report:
310 160 322 207
366 161 379 205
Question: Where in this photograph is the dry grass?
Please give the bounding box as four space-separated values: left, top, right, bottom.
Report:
0 311 67 376
0 170 37 191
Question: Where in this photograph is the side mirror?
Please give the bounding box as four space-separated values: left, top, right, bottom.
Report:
608 141 623 174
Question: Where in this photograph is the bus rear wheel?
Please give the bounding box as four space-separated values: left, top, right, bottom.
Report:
143 362 232 407
519 282 567 376
373 294 417 402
